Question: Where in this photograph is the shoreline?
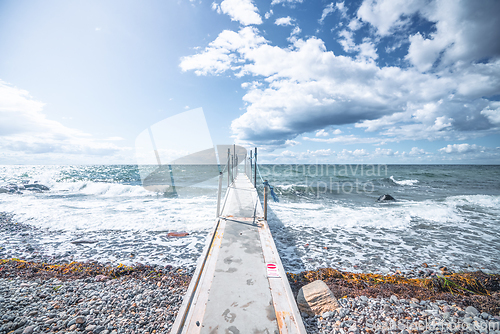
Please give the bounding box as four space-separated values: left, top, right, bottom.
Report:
1 259 499 334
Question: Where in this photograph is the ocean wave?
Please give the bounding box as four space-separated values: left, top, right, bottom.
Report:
390 175 419 186
446 194 500 209
52 181 155 197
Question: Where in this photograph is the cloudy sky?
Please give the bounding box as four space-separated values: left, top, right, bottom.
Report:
1 0 499 164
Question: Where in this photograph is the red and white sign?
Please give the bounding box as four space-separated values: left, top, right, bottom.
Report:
266 263 280 278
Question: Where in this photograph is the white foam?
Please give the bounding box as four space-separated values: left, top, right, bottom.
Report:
270 198 462 230
52 181 154 197
446 194 500 209
390 175 419 186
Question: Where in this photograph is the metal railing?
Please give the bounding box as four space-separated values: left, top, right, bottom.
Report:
216 146 271 219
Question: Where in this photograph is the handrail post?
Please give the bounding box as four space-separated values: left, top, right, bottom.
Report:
249 150 253 181
227 149 230 187
235 153 238 177
263 180 268 220
254 147 257 188
216 172 223 218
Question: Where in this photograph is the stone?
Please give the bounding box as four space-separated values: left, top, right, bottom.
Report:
95 275 109 282
297 280 341 316
75 316 86 324
86 325 97 331
322 311 332 318
466 306 479 316
24 184 50 191
348 324 359 334
69 324 77 331
93 326 105 334
377 194 395 202
22 326 35 334
359 296 368 302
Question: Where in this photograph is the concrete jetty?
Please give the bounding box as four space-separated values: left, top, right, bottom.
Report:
171 174 306 334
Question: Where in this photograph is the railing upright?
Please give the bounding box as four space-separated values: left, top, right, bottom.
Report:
216 172 223 218
227 149 230 187
254 147 257 188
249 150 253 182
263 179 268 220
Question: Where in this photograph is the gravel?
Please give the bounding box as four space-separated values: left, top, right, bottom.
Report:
301 295 500 334
0 275 187 334
3 275 500 334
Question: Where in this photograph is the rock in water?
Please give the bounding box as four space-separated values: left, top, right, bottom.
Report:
297 280 341 316
167 232 189 237
377 194 395 202
70 240 98 244
24 184 50 191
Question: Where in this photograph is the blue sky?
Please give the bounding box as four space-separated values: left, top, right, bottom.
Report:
0 0 499 164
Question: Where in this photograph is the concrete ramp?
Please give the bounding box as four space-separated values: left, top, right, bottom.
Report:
171 175 306 334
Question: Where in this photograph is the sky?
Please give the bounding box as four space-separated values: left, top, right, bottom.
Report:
0 0 499 165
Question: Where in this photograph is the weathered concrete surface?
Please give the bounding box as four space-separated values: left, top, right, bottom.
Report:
297 280 341 316
201 176 278 333
200 219 278 333
171 174 305 334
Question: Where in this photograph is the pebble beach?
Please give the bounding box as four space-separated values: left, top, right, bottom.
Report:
0 274 188 334
2 257 500 334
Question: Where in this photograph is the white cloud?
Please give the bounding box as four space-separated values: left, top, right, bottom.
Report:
304 135 384 145
336 2 348 18
319 3 335 24
211 1 222 13
409 147 427 155
480 102 500 125
339 148 369 157
269 148 334 162
181 1 500 150
216 0 263 26
439 143 484 154
338 30 378 61
374 147 394 156
290 26 301 37
265 10 273 19
179 27 267 76
348 19 362 31
315 129 329 137
275 16 293 26
357 0 426 36
271 0 303 5
0 81 125 162
357 0 500 72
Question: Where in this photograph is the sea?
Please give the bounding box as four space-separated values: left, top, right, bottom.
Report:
1 164 499 274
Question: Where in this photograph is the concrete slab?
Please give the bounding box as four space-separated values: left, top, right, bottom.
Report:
171 174 306 334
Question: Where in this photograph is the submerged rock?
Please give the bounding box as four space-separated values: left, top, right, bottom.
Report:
0 183 25 194
167 232 189 237
70 240 98 244
377 194 396 202
24 184 50 191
